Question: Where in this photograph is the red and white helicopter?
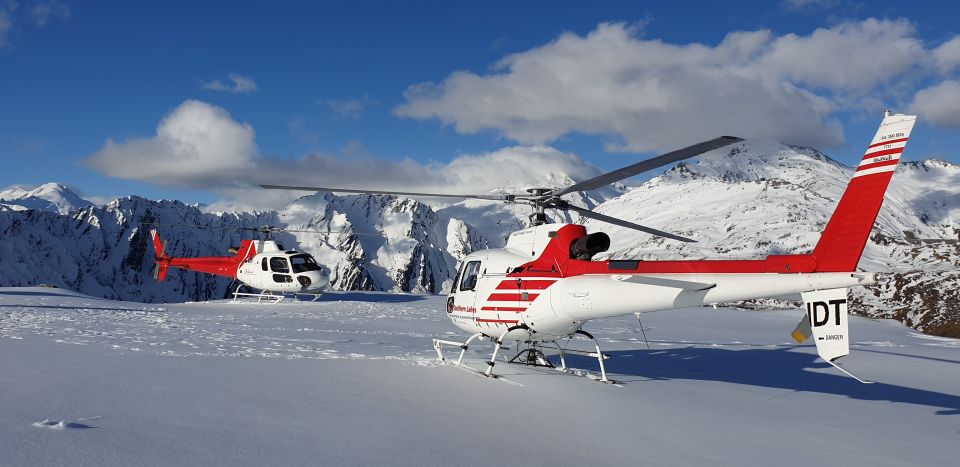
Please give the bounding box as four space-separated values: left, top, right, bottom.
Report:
149 226 330 302
262 111 916 383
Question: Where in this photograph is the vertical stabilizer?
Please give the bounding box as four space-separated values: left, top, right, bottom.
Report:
801 288 850 362
813 113 917 272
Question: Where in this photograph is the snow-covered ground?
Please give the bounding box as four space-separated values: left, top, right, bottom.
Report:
1 286 958 466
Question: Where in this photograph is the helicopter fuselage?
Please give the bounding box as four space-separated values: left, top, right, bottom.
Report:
445 223 875 342
236 242 330 294
151 232 329 294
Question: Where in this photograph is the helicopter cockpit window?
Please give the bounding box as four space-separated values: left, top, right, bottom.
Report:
269 257 290 273
290 254 321 273
459 261 481 291
450 262 465 294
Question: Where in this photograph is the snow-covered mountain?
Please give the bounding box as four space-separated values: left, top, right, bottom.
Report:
0 142 957 336
584 142 960 337
0 183 93 214
0 193 481 301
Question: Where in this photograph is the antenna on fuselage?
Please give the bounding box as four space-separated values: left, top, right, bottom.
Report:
635 313 651 350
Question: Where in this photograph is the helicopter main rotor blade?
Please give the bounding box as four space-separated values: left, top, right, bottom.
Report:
259 184 513 201
138 222 382 236
561 203 696 243
549 136 743 197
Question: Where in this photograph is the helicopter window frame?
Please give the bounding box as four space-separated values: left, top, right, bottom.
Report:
272 273 293 283
450 262 465 294
459 261 481 292
290 254 321 273
269 257 290 274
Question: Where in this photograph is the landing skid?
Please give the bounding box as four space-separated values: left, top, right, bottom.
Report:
433 333 518 383
231 285 323 304
232 289 285 303
509 343 555 368
827 359 874 384
564 330 613 384
432 327 614 384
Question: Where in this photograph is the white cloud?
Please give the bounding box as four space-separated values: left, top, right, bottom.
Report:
909 80 960 128
201 72 258 94
30 1 69 27
84 100 260 187
757 19 924 92
85 100 601 209
933 36 960 73
395 20 943 152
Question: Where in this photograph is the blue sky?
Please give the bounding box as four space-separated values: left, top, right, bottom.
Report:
2 1 959 206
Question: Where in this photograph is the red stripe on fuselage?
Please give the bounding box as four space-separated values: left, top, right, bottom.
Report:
480 306 526 312
495 279 556 290
506 224 823 277
487 293 540 302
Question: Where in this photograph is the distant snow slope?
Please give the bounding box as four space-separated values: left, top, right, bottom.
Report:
0 142 957 335
0 183 92 214
1 287 957 466
584 142 960 336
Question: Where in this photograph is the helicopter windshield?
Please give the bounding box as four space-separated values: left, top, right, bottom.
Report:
290 254 322 273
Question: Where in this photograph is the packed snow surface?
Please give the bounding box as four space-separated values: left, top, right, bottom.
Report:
1 286 958 466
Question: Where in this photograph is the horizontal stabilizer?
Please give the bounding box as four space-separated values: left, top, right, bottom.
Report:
791 315 812 343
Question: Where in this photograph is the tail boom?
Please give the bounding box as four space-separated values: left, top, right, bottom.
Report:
148 229 250 281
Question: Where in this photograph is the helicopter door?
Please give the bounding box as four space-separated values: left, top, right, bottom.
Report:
269 257 293 283
456 260 482 315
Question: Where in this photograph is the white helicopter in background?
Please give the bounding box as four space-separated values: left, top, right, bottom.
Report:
262 111 916 384
148 225 330 302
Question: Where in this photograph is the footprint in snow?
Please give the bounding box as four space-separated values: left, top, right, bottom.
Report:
32 416 101 430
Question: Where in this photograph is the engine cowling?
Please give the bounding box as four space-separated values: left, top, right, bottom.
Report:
570 232 610 260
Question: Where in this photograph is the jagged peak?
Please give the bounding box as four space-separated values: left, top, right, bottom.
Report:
900 158 960 172
0 182 92 215
656 140 849 185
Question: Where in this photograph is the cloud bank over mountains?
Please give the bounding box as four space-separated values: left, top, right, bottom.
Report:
83 100 601 210
85 19 960 208
397 20 960 151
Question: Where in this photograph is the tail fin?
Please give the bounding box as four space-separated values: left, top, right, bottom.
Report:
799 287 873 383
813 112 917 272
149 229 170 281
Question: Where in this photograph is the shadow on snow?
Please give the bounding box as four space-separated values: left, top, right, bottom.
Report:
315 292 428 303
557 346 960 416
